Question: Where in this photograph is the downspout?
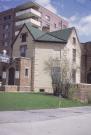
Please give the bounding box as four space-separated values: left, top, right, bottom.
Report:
85 45 87 83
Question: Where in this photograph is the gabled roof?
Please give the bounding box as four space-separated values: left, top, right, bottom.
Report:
12 23 74 46
36 33 66 43
25 23 67 43
49 27 74 41
26 23 45 39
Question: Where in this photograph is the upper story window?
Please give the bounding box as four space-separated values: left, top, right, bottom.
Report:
73 37 76 44
62 24 67 29
45 15 50 21
3 24 10 30
4 15 11 21
73 49 76 62
4 33 8 39
8 15 11 19
54 23 57 28
4 16 7 21
59 21 62 28
21 33 27 42
20 45 27 57
72 69 76 83
4 41 8 46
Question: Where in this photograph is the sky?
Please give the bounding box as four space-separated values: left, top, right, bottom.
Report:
0 0 91 42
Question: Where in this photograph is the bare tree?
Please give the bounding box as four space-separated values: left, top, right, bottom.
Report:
44 49 80 97
45 57 61 95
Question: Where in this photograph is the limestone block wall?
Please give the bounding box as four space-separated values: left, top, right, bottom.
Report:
71 83 91 103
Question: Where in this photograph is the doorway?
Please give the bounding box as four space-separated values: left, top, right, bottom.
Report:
87 72 91 84
8 67 15 85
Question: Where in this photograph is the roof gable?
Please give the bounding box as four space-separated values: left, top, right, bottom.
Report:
49 27 74 41
12 23 74 46
36 33 66 43
26 23 45 39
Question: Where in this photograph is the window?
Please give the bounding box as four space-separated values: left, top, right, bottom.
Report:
45 15 50 21
5 25 9 30
39 89 45 92
73 49 76 62
25 68 29 77
72 69 76 83
4 33 8 39
54 23 57 28
8 15 11 19
59 21 62 28
21 33 27 42
20 45 27 57
4 42 8 46
4 15 11 21
51 67 61 84
42 24 50 32
2 66 6 72
73 37 76 44
4 16 7 21
3 24 9 30
62 25 67 29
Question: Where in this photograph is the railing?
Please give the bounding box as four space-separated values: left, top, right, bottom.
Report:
16 8 41 17
16 18 41 27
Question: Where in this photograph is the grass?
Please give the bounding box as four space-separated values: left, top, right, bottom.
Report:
0 92 87 111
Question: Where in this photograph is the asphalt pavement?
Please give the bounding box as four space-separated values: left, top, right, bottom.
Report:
0 106 91 135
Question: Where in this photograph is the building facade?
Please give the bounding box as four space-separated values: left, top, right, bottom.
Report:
0 1 68 57
0 23 81 93
81 42 91 84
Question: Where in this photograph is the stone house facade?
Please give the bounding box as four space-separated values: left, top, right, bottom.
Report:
9 23 81 93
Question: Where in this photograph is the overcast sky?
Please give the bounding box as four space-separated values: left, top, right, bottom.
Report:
0 0 91 42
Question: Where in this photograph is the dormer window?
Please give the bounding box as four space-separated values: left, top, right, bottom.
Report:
73 37 76 44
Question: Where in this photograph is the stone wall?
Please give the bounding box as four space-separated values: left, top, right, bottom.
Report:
0 85 31 92
71 83 91 103
0 85 18 92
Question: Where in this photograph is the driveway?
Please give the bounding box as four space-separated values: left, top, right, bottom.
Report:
0 106 91 135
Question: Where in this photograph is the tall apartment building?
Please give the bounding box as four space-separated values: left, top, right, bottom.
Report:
0 1 68 56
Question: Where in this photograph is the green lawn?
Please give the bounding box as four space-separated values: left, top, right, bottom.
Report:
0 92 87 111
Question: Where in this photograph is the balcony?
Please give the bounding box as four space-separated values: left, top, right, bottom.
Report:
15 18 41 27
15 2 40 12
16 8 41 18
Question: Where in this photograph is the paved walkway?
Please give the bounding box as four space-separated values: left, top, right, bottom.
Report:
0 107 91 135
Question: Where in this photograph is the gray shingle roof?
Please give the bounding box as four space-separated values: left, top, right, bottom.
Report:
36 33 66 43
26 23 69 43
26 23 45 39
49 27 74 41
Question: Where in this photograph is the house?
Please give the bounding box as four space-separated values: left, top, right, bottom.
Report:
0 23 81 93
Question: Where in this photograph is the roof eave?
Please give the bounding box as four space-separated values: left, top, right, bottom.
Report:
35 40 67 44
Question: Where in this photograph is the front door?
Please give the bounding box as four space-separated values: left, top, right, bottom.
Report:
8 67 15 85
87 72 91 84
